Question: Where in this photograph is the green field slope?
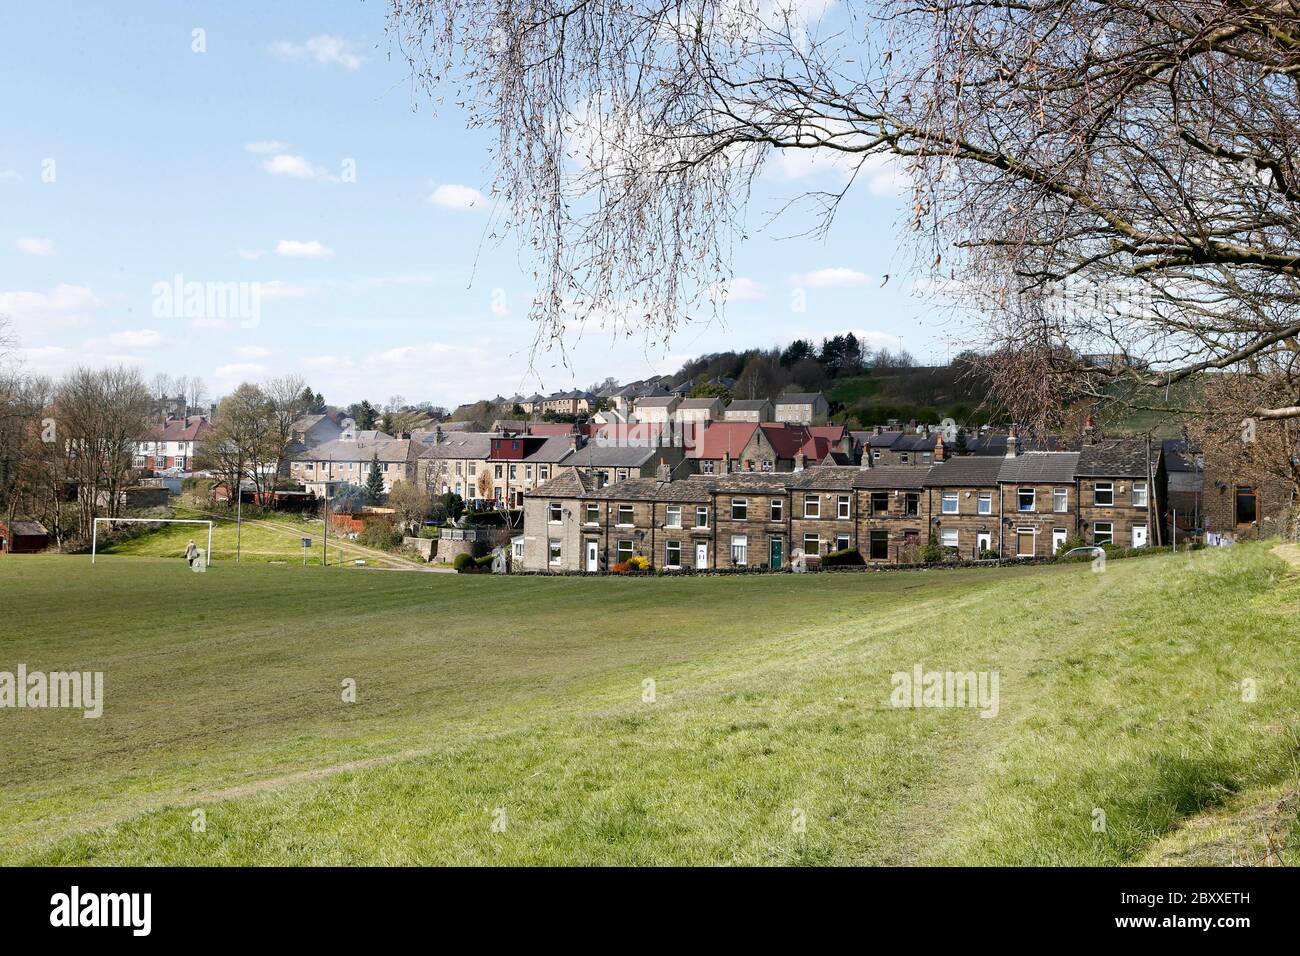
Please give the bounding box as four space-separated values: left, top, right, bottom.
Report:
0 545 1296 865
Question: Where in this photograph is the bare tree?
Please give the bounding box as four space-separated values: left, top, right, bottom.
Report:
388 0 1300 439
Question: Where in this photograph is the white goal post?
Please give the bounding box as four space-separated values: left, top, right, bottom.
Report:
91 517 214 566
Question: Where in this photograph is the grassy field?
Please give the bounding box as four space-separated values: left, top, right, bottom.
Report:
96 506 415 569
1 544 1297 865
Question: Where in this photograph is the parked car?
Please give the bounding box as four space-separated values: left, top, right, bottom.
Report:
1060 546 1105 560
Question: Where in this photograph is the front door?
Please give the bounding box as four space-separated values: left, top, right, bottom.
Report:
1132 525 1148 548
977 532 992 555
585 540 599 572
1052 528 1067 555
695 542 708 569
769 537 783 570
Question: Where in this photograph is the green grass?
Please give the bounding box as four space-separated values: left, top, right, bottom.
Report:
1 544 1297 865
96 506 410 568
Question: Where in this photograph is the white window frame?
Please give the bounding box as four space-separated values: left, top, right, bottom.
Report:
665 540 682 569
1052 488 1068 513
548 502 562 523
584 503 599 525
1018 488 1036 512
548 540 562 565
616 504 635 526
770 498 783 522
1015 527 1036 558
940 528 959 550
835 533 850 552
1094 522 1113 545
942 492 959 515
803 495 820 518
731 498 748 520
730 535 748 566
803 533 820 555
665 504 682 528
1131 481 1148 508
1094 481 1114 506
977 491 992 515
617 539 635 562
695 505 709 528
837 495 851 519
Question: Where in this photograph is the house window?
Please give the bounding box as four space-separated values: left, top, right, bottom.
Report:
666 504 682 528
1094 481 1113 506
701 461 715 474
922 453 932 465
977 491 992 515
731 498 748 520
584 503 599 524
770 498 783 522
803 495 820 518
665 540 682 568
1131 481 1148 508
1018 488 1035 512
510 465 518 480
548 540 562 565
1235 486 1257 525
495 464 504 479
1094 522 1113 546
836 533 850 552
942 492 959 515
539 466 550 480
455 462 463 474
133 456 146 468
803 533 820 555
871 491 889 515
696 505 709 528
869 530 888 560
525 465 533 480
548 502 562 523
617 469 629 481
837 495 851 519
899 452 910 464
469 463 477 476
617 504 635 526
905 492 920 516
872 449 881 460
1053 488 1068 513
940 529 959 550
617 539 634 562
756 458 771 473
175 456 185 470
730 535 748 565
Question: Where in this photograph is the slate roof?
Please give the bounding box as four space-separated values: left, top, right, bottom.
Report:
565 444 661 468
788 467 859 490
634 395 679 407
725 399 771 411
678 397 721 409
296 437 417 463
529 469 592 498
522 436 578 463
996 452 1081 483
923 456 1005 487
585 477 714 502
776 393 823 405
1076 441 1157 477
416 432 495 459
710 473 791 493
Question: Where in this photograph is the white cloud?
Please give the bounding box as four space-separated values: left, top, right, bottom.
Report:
261 154 339 182
428 184 486 211
0 168 20 181
269 35 365 71
16 237 54 256
214 362 269 379
276 239 334 259
237 248 264 261
236 345 272 359
245 140 290 154
790 267 872 288
715 276 767 302
82 328 164 351
0 284 101 328
191 317 232 330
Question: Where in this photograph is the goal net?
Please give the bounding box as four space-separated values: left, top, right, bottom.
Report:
91 517 214 570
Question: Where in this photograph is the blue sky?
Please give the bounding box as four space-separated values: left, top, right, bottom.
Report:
1 1 952 408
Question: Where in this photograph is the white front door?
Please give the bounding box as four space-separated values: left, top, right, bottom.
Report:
976 532 991 555
1132 525 1148 548
1052 528 1067 554
585 540 599 572
695 542 708 569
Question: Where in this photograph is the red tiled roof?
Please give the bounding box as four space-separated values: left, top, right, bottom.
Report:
688 422 758 459
145 418 212 442
759 424 832 461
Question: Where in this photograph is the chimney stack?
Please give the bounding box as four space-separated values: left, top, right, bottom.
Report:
722 451 731 474
1084 415 1096 445
657 457 672 483
796 451 807 471
934 433 946 462
1005 425 1019 458
434 425 443 445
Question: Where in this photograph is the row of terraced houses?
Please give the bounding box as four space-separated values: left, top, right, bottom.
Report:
518 438 1215 572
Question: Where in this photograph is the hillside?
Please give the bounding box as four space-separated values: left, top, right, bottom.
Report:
1 546 1297 865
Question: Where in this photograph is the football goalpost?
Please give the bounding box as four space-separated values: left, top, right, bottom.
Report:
91 517 214 567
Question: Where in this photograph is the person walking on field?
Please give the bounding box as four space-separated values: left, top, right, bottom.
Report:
185 539 198 568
